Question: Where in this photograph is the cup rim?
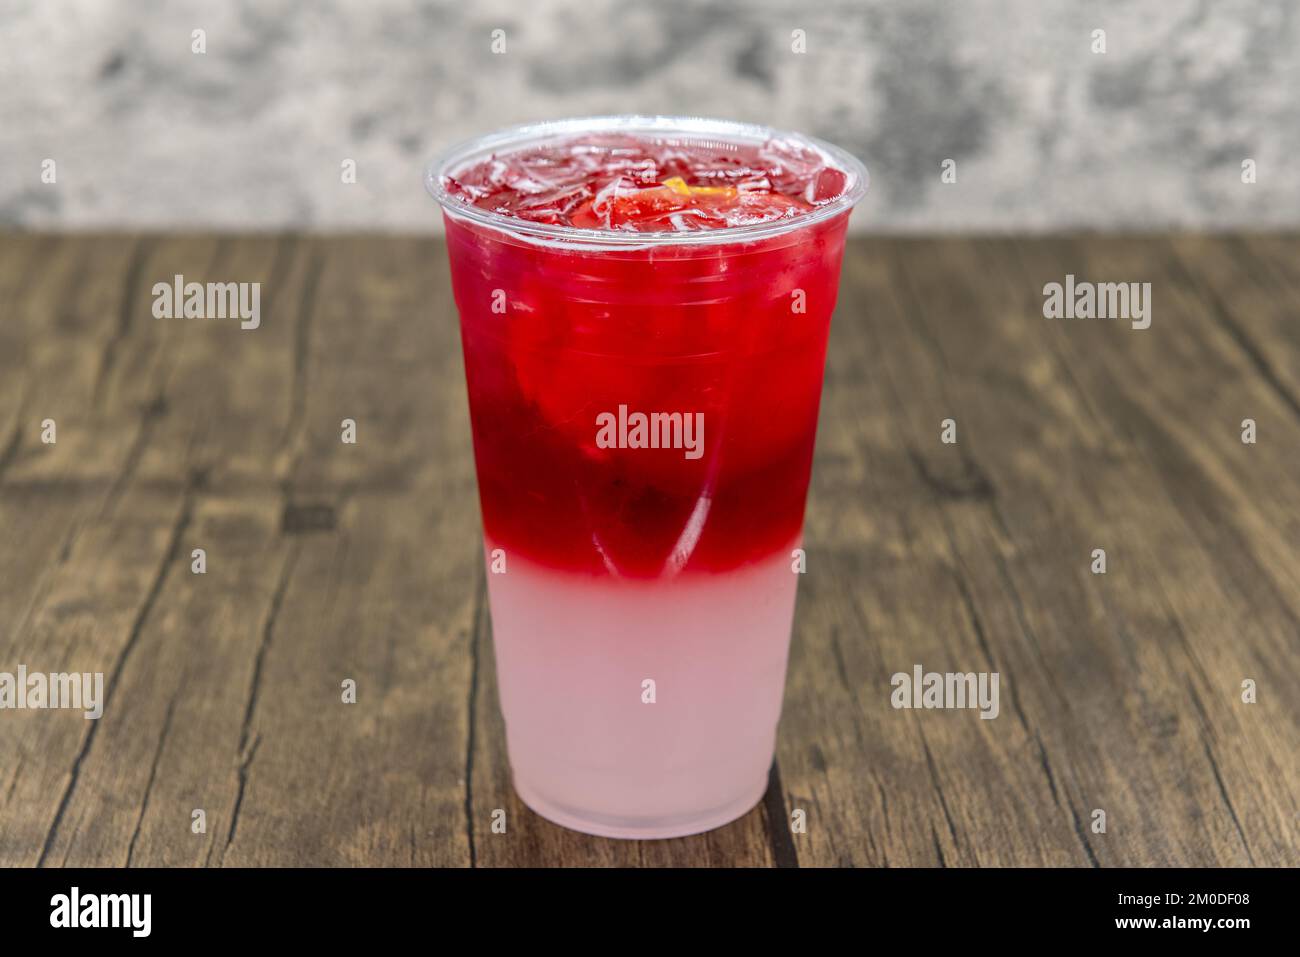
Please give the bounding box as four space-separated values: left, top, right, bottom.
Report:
424 114 868 248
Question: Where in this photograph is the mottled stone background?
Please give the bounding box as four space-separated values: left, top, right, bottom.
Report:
2 0 1297 232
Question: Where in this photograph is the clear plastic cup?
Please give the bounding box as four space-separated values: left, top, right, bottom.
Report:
427 116 867 838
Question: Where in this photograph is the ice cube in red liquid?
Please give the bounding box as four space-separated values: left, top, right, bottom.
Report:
444 133 845 232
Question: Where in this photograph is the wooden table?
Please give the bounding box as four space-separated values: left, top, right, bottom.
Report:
1 234 1296 867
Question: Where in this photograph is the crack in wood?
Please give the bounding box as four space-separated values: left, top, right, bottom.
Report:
223 734 263 858
761 760 799 868
1201 737 1256 866
0 422 21 484
93 236 153 405
827 624 855 696
1032 730 1062 810
463 562 486 869
1169 242 1300 424
99 391 169 522
1066 800 1102 868
222 543 300 861
3 752 24 806
35 474 196 866
917 724 961 858
125 687 182 867
278 249 325 477
930 823 947 867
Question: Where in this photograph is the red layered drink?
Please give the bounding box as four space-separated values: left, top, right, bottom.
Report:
427 117 867 838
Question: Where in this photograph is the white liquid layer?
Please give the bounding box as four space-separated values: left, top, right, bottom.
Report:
486 546 800 839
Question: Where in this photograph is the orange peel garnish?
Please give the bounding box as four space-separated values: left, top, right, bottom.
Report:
661 176 737 199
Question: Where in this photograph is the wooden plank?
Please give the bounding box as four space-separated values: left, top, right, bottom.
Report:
782 239 1094 867
87 235 312 867
1 235 223 865
906 237 1239 866
211 237 480 866
0 236 78 647
1004 236 1299 864
781 235 1299 867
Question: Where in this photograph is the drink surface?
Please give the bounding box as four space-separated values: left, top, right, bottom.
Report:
441 133 850 232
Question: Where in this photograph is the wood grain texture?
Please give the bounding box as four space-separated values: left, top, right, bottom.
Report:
0 233 1296 867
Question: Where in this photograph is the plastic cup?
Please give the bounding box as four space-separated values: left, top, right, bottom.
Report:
426 116 867 838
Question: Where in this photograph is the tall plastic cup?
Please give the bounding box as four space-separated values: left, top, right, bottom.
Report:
427 116 867 838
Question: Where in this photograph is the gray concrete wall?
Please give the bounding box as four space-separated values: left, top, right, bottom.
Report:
2 0 1296 232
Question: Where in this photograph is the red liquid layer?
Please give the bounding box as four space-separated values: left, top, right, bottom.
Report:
442 135 852 576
